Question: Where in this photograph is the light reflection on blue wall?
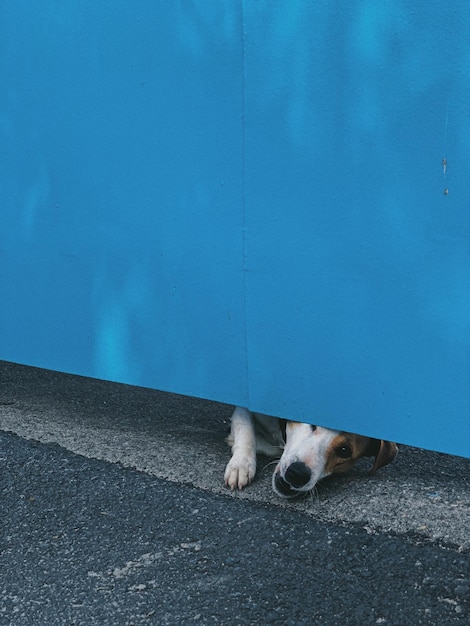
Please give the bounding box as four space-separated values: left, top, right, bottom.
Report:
244 1 470 453
0 0 247 405
1 1 469 456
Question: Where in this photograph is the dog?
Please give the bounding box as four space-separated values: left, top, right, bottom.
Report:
224 407 398 498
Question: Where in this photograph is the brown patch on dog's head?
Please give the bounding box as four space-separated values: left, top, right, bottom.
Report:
324 433 398 475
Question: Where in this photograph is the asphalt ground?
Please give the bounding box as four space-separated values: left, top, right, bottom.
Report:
0 360 469 625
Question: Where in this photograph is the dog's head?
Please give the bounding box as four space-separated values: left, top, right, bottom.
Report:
273 422 398 498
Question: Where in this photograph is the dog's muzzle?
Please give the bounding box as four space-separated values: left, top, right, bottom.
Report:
273 461 312 498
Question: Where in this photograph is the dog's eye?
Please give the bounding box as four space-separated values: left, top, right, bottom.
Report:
310 425 317 432
335 445 352 459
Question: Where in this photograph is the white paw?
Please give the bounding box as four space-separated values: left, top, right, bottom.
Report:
224 454 256 490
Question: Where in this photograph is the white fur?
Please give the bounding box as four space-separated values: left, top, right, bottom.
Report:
274 422 340 492
224 407 338 494
224 407 257 490
225 407 397 497
224 407 284 490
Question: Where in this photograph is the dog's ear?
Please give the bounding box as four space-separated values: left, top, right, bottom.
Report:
365 439 398 473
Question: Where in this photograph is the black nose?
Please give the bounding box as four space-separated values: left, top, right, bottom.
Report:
285 461 311 488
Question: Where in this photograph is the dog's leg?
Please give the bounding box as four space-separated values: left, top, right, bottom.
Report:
224 407 257 490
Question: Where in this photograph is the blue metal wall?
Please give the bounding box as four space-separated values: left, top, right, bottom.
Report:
1 1 247 403
1 1 469 457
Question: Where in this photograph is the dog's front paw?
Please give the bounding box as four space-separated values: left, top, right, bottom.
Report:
224 454 256 490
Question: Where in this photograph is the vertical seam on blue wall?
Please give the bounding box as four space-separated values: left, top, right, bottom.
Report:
241 0 250 409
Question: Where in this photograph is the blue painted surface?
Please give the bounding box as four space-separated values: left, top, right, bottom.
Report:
243 2 470 452
1 1 248 405
1 1 469 457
